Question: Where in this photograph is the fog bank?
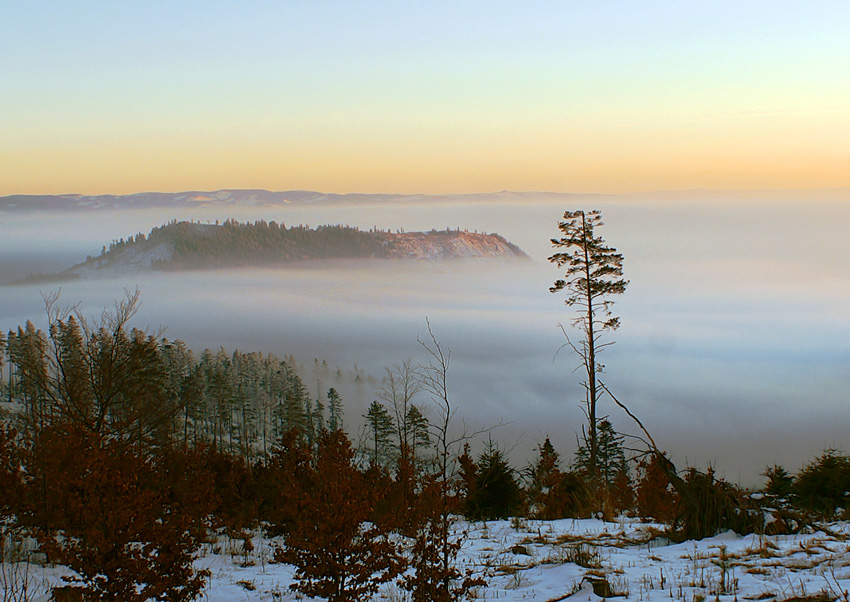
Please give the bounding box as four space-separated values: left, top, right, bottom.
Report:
2 192 849 486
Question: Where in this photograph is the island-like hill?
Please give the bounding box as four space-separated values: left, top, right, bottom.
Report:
21 220 528 282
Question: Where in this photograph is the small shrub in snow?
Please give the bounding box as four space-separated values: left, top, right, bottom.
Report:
793 450 850 519
273 430 404 602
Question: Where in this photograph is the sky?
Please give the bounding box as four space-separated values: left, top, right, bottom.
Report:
3 1 850 195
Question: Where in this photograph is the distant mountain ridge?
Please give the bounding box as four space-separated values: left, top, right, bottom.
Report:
0 189 584 212
16 220 528 283
3 187 849 212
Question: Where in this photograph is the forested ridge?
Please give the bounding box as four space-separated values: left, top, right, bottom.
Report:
159 220 388 267
96 219 527 271
10 219 528 284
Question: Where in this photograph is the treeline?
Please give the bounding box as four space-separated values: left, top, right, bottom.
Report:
5 327 312 458
105 219 390 268
0 293 487 601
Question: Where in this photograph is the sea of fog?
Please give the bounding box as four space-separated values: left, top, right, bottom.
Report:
2 194 849 486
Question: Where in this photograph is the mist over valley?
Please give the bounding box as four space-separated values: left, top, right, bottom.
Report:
2 190 849 485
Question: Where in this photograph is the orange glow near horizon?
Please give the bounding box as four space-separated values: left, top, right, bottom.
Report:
3 3 850 197
4 114 850 197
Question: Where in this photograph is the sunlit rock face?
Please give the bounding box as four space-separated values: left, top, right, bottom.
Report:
379 230 528 260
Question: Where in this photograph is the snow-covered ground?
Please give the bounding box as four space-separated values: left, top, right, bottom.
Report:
6 518 850 602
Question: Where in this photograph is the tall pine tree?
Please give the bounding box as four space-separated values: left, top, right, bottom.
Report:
549 209 627 485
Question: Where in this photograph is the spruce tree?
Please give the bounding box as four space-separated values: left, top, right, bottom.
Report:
327 387 343 432
275 430 403 602
526 438 566 519
466 440 522 520
574 419 627 487
282 374 309 436
363 400 395 467
762 464 794 500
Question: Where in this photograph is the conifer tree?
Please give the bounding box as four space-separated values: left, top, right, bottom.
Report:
456 443 478 518
8 321 50 433
762 464 794 500
363 400 395 467
574 419 628 487
635 453 677 521
160 340 197 444
29 425 208 602
204 349 235 452
0 330 6 389
283 373 309 436
313 397 325 431
405 404 431 464
8 291 176 447
304 396 325 449
526 438 565 519
465 440 523 520
4 330 12 404
276 430 403 602
597 419 628 484
549 209 627 484
327 387 343 431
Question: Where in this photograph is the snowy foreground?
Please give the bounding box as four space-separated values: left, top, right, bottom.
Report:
10 518 850 601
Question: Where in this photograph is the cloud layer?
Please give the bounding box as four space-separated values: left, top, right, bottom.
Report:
2 195 848 485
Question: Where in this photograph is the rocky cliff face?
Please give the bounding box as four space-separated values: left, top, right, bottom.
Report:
378 230 526 260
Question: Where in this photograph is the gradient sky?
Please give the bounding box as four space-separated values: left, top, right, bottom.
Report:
3 1 850 195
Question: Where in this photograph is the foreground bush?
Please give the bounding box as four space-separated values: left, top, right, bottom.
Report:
671 466 761 540
525 439 595 519
460 442 523 521
274 430 403 602
635 454 677 523
793 449 850 519
402 476 485 602
27 426 208 602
